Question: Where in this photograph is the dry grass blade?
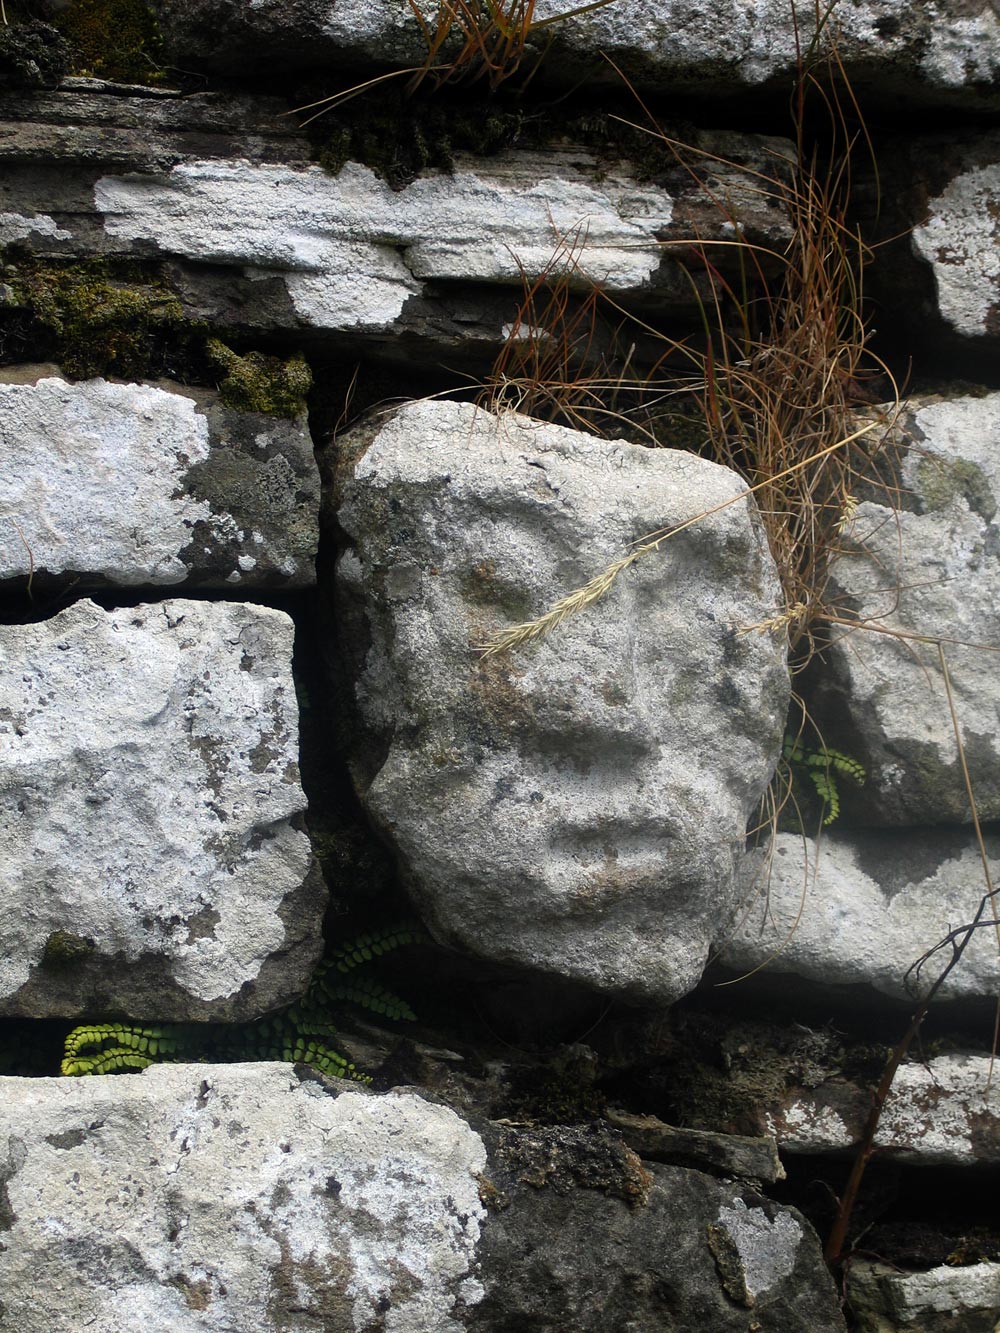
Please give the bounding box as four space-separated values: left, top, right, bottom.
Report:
294 0 619 121
477 420 881 656
478 15 900 674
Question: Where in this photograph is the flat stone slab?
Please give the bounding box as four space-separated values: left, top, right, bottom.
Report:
0 598 322 1021
0 1063 487 1333
0 86 793 349
817 393 1000 824
721 828 1000 1004
0 370 319 589
849 1260 1000 1332
150 0 1000 109
90 145 789 332
334 399 789 1005
765 1053 1000 1167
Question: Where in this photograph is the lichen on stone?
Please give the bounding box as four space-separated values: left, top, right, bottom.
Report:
206 339 312 418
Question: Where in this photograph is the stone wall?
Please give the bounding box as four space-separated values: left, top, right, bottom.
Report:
1 1 999 1328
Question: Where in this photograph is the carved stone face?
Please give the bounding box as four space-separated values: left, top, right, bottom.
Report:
336 400 789 1004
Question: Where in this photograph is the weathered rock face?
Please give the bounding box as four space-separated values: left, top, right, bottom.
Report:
150 0 1000 108
849 1260 1000 1333
0 1063 488 1333
721 829 1000 1004
815 393 1000 825
334 398 789 1004
0 369 319 588
764 1053 1000 1167
0 598 322 1021
910 135 1000 342
0 84 794 352
0 1061 847 1333
471 1122 846 1332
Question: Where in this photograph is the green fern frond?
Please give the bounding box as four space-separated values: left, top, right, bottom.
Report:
60 1022 191 1075
329 923 428 974
781 736 866 825
313 971 417 1022
61 923 424 1080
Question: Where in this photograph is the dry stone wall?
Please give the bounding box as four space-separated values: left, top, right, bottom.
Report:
1 0 1000 1328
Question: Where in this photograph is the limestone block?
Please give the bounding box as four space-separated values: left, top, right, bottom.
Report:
817 393 1000 824
0 1064 487 1333
91 155 704 330
150 0 1000 108
0 598 322 1020
0 370 319 589
334 399 789 1004
721 828 1000 1003
764 1053 1000 1167
849 1260 1000 1333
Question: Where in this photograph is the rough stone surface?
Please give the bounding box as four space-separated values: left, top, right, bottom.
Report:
0 370 319 589
0 598 322 1021
470 1122 846 1332
911 135 1000 340
816 394 1000 824
849 1260 1000 1333
604 1107 786 1183
91 147 789 332
0 86 794 351
150 0 1000 107
764 1053 1000 1167
0 1063 487 1333
721 828 1000 1004
334 399 789 1004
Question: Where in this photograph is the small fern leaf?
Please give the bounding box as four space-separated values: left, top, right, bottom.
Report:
328 924 427 974
61 1046 155 1076
318 974 417 1022
807 765 841 824
826 747 866 785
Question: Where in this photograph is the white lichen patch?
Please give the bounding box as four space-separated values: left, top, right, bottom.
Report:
0 212 72 243
912 161 1000 337
920 11 1000 88
0 1065 487 1333
715 1199 802 1300
94 159 674 329
0 376 213 584
0 599 310 1013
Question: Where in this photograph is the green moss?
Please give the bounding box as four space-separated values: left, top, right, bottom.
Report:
309 87 526 189
206 340 313 419
7 257 190 379
50 0 165 85
0 16 70 89
41 930 95 968
917 455 996 522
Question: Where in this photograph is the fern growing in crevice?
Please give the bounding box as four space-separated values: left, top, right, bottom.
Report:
61 924 425 1082
781 735 866 825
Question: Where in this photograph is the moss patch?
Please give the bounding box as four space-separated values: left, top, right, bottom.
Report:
307 87 527 190
207 340 313 419
50 0 166 85
6 257 195 380
41 930 96 968
0 17 70 89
